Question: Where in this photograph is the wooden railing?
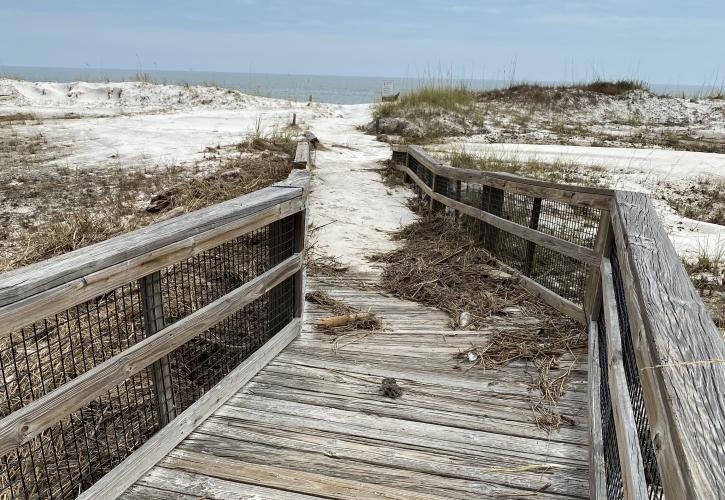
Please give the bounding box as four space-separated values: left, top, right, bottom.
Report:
391 145 725 500
0 170 310 499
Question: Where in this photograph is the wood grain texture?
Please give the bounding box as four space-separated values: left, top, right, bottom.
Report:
611 191 725 499
587 321 607 499
0 254 301 458
601 258 648 499
79 318 301 500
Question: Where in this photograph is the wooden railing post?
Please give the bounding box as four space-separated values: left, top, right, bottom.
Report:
139 271 176 427
430 174 444 211
293 206 307 319
523 197 542 276
583 209 612 321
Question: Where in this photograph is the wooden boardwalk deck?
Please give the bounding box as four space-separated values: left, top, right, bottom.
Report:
121 273 590 499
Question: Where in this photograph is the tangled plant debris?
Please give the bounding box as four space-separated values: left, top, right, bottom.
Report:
305 290 383 334
372 205 585 430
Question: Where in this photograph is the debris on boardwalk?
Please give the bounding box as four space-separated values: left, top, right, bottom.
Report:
380 377 403 399
305 290 382 333
372 208 585 431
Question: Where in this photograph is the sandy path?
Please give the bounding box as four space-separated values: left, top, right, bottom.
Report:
305 105 415 272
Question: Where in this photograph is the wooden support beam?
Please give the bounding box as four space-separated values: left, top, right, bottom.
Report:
139 271 176 426
523 197 542 277
601 257 648 499
583 209 612 322
588 321 607 499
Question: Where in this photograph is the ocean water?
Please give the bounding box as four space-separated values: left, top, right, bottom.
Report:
0 65 714 104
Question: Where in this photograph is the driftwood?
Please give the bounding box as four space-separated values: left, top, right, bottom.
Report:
316 312 374 329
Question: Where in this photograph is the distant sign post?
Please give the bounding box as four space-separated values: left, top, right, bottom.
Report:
382 80 394 97
381 81 399 102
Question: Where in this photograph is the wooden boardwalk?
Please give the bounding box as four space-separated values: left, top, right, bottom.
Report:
121 273 590 499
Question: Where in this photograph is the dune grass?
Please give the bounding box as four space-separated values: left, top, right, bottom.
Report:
374 84 475 119
440 148 607 187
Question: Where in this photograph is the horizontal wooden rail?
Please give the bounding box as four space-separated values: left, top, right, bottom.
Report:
610 191 725 498
0 170 309 310
396 162 600 266
0 253 301 458
400 145 614 210
0 171 309 338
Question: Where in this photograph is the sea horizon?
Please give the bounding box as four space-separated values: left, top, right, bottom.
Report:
1 64 720 104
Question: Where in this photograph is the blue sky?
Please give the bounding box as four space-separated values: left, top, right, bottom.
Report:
1 1 724 85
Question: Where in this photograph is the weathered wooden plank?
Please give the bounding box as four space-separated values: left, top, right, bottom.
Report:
293 141 309 168
611 191 725 499
601 258 648 499
221 396 588 464
0 255 301 458
164 449 444 500
587 321 607 499
244 375 588 444
79 318 301 500
403 146 613 209
248 384 586 447
179 426 582 498
127 467 321 500
400 163 600 266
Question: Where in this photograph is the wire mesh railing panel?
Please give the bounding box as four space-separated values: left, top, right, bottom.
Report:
460 214 588 303
0 213 300 499
392 150 407 166
409 156 433 188
0 283 146 415
1 370 160 499
453 177 601 249
168 277 294 413
597 311 624 499
611 243 664 499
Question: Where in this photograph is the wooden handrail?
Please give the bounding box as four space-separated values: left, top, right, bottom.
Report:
610 191 725 499
0 170 310 337
399 144 614 210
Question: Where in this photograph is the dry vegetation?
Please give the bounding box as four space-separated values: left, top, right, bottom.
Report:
442 148 609 188
369 80 725 153
684 246 725 334
0 125 297 271
371 202 585 430
659 177 725 226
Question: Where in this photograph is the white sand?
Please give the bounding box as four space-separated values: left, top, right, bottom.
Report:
1 78 722 263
